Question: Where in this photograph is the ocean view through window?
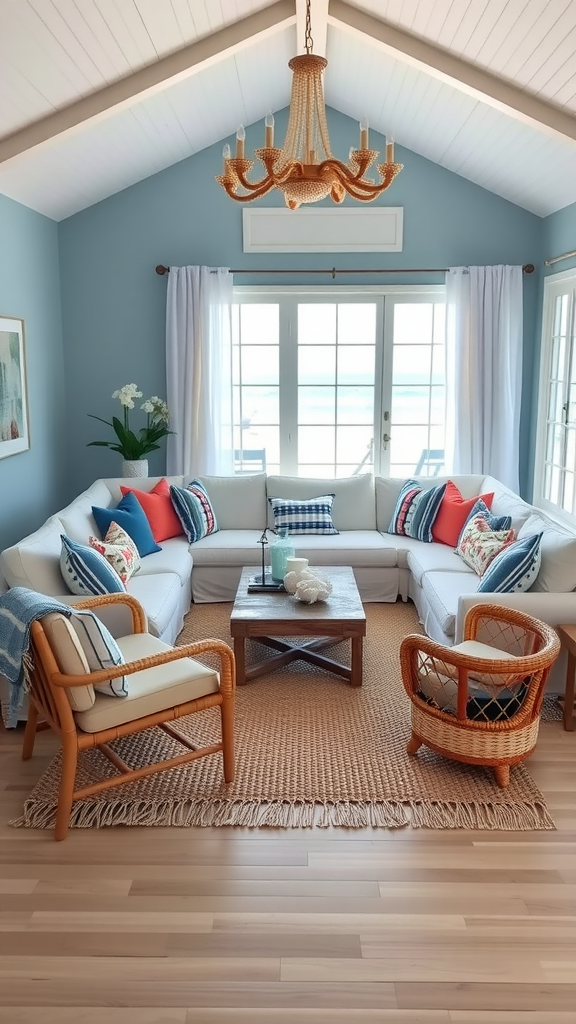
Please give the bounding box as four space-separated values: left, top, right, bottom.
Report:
232 286 446 478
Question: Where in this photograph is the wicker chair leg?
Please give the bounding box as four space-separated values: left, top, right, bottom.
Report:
493 763 510 788
21 702 39 761
220 700 235 783
407 731 422 755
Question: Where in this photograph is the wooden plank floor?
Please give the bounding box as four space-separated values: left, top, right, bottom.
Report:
1 717 576 1023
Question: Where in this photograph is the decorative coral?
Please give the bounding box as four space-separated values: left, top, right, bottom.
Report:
294 575 333 604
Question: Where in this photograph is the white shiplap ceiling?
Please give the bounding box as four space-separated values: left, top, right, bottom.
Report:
0 0 575 221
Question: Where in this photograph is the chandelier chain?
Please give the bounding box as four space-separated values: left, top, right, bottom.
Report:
304 0 313 55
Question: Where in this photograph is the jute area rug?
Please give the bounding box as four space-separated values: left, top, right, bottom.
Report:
14 601 555 832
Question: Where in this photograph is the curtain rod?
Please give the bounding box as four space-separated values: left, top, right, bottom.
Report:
544 249 576 267
155 263 535 277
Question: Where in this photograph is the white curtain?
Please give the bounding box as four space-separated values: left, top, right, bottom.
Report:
166 266 234 478
445 265 523 492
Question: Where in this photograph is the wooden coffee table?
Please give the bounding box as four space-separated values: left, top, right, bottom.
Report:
230 565 366 687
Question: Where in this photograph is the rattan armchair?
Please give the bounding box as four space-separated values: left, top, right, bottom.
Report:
23 593 235 840
400 604 560 787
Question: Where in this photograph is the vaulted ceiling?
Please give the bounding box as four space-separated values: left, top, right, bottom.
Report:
1 0 575 221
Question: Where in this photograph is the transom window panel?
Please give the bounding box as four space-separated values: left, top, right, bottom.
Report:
233 287 446 478
535 271 576 523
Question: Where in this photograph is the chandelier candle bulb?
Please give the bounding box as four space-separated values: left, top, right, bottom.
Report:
235 125 245 159
265 113 275 148
386 137 394 163
360 118 369 150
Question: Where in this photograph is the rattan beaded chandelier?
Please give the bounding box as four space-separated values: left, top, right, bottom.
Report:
216 0 403 210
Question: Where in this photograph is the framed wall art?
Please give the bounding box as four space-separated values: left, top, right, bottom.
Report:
0 315 30 459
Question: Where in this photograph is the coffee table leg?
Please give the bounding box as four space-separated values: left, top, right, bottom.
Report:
350 635 363 687
234 637 246 687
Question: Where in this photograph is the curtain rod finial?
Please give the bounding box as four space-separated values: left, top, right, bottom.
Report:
156 264 169 275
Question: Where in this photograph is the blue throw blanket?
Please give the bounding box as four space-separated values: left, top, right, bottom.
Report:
0 588 73 728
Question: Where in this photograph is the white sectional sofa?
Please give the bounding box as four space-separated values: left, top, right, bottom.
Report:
2 470 576 696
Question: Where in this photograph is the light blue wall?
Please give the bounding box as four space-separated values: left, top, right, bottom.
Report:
58 106 544 498
523 199 576 499
0 193 66 551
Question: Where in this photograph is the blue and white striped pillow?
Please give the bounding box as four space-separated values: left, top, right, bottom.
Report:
69 610 127 697
388 480 447 543
460 498 512 540
60 535 125 597
477 532 543 594
268 495 338 535
170 481 218 544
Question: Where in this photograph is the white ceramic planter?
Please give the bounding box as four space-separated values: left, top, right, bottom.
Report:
121 459 149 478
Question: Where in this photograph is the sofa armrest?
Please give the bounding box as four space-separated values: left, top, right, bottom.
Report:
456 592 576 643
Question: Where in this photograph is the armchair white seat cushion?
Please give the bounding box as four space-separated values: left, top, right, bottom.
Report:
74 632 219 733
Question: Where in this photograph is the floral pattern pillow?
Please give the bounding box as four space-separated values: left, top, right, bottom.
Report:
89 521 141 584
456 514 516 577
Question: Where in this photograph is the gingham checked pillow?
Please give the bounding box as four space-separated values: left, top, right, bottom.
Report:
268 495 338 535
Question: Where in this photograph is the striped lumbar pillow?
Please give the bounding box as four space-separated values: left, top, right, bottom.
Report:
268 495 338 535
388 480 447 543
68 609 127 697
477 532 543 594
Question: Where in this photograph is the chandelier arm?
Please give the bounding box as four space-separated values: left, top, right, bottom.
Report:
231 167 275 193
323 161 404 197
216 178 277 202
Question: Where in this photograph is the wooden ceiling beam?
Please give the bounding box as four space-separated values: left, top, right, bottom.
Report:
329 0 576 145
0 0 296 165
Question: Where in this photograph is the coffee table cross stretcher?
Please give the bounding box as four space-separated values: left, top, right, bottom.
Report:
230 566 367 687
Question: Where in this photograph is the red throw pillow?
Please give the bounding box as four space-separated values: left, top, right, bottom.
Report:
431 481 494 547
120 478 184 542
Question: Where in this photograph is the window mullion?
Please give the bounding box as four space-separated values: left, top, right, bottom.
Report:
279 296 298 476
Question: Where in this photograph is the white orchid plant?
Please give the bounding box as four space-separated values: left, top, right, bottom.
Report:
88 383 173 460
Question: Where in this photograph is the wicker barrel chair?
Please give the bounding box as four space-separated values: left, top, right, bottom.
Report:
400 604 560 787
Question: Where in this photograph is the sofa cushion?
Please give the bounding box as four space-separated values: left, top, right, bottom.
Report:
421 571 480 638
74 632 219 734
189 529 398 569
58 480 113 542
268 495 338 535
431 482 494 547
459 498 512 538
92 491 162 557
126 572 183 639
482 475 534 532
60 536 126 597
197 473 267 530
407 542 476 586
170 481 218 543
478 532 543 594
0 515 65 595
518 513 576 593
128 537 192 584
120 478 184 542
388 480 447 542
266 474 375 531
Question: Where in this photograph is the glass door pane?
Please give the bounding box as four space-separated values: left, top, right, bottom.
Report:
383 301 447 477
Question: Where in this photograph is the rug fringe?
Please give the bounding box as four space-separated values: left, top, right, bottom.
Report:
10 796 555 831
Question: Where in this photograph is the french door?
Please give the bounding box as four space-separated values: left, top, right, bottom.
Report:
534 269 576 522
232 286 446 478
